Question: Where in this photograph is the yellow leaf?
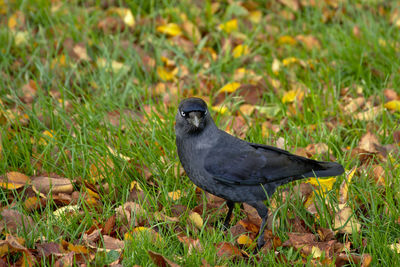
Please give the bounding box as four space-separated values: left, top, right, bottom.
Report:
189 211 203 229
218 82 241 93
126 227 162 242
0 172 30 190
211 105 229 115
282 57 299 66
168 190 182 201
307 177 336 195
232 44 250 58
282 90 297 103
156 23 182 37
249 11 262 23
14 31 29 46
130 181 143 192
237 235 255 248
8 14 17 30
389 243 400 253
311 246 322 258
339 167 356 204
218 19 238 33
157 66 177 81
202 47 217 61
278 35 297 45
239 104 255 116
122 9 135 27
97 58 130 72
272 58 281 75
384 100 400 112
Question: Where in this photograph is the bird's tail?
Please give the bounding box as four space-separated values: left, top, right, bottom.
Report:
302 161 344 178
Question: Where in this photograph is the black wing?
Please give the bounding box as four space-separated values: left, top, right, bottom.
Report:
204 134 344 186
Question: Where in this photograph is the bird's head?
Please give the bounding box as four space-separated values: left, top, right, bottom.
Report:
176 97 210 134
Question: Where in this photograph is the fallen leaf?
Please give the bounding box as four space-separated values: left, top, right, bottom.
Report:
32 176 73 196
157 23 182 37
384 100 400 112
339 167 357 204
232 44 250 58
216 242 242 258
0 209 35 235
97 58 130 72
389 243 400 253
218 19 238 33
0 171 30 189
334 205 361 234
358 132 380 153
157 66 177 81
189 211 203 229
354 106 381 121
53 205 79 220
278 35 297 45
168 190 183 201
36 242 63 258
237 234 255 248
116 201 146 225
218 82 241 94
110 7 135 28
272 58 281 74
177 234 203 254
383 89 398 101
148 250 181 267
296 34 321 50
101 235 124 252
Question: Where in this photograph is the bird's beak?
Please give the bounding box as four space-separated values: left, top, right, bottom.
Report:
189 112 201 128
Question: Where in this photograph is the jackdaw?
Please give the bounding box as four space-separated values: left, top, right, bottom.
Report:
175 97 344 250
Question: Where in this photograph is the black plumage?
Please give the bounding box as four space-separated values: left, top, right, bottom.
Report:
175 97 344 250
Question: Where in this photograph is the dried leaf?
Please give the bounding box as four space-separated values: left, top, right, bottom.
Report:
216 242 242 258
32 176 73 195
218 82 241 94
168 190 183 201
189 211 203 229
157 23 182 37
101 235 124 252
0 209 35 235
177 234 203 254
53 205 79 220
232 44 250 58
334 205 361 234
359 132 380 153
237 234 255 248
0 171 30 190
157 66 177 81
218 19 238 33
148 250 181 267
385 100 400 112
339 167 357 204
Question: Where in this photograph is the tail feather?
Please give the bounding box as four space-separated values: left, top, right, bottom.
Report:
302 161 344 178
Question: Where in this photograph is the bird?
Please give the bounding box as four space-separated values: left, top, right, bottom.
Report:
175 97 344 250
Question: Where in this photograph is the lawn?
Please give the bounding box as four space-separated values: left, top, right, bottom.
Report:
1 0 400 266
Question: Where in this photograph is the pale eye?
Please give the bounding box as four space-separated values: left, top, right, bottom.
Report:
180 111 186 117
204 110 207 115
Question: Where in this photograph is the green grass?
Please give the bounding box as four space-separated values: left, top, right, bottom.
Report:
1 0 400 265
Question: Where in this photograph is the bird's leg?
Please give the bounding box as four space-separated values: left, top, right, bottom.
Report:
248 201 269 251
222 201 235 229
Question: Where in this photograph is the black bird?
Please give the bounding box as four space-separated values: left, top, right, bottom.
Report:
175 97 344 250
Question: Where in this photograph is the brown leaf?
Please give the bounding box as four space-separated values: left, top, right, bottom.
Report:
0 171 30 190
0 235 36 266
115 201 146 226
283 233 316 247
334 205 361 234
36 242 63 258
20 80 38 104
230 223 248 237
384 89 398 101
243 203 262 227
279 0 300 11
238 219 260 234
102 235 124 252
393 130 400 144
296 34 321 50
148 250 181 267
54 251 74 267
177 234 203 254
216 242 242 258
317 228 335 242
102 215 116 235
32 176 73 195
305 143 329 155
358 132 381 153
0 209 35 235
372 165 385 186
